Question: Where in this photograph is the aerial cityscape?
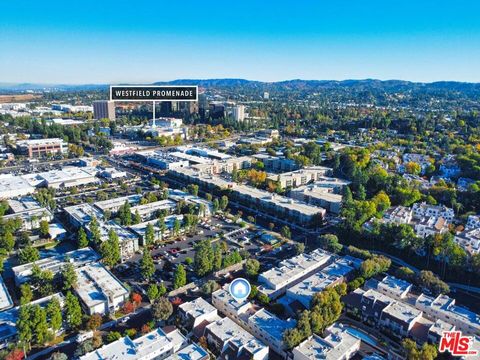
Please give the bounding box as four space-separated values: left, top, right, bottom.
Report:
1 1 480 360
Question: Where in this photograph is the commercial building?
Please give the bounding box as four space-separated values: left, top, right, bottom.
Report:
136 150 189 170
168 189 213 217
204 317 268 360
93 100 116 121
98 167 127 180
80 327 207 360
12 247 100 285
292 323 361 360
16 138 67 158
74 262 129 315
257 249 332 299
0 174 35 199
168 167 326 229
23 167 99 189
267 167 333 189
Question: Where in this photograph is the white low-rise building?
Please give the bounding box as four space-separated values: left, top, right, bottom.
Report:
258 249 332 299
80 327 207 360
416 294 480 336
290 184 342 214
267 167 333 189
0 276 13 312
178 297 220 332
204 317 268 360
412 202 454 222
293 323 361 360
12 247 100 285
64 203 103 228
74 262 129 315
0 174 35 199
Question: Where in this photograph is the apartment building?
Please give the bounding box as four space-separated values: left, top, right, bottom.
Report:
267 166 333 189
257 249 332 299
74 262 129 315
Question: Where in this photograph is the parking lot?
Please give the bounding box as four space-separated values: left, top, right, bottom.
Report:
113 215 264 292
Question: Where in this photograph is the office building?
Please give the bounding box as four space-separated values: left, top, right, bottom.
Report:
93 100 116 121
16 138 67 158
232 105 245 121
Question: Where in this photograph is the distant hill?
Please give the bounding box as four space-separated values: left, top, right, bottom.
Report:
1 79 480 95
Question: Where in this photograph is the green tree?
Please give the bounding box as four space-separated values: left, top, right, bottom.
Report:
17 305 33 351
20 284 33 305
1 230 15 252
194 240 214 276
140 248 155 280
201 280 220 295
219 196 229 211
18 246 40 264
39 220 50 237
77 227 89 248
106 331 122 343
133 210 142 225
213 245 223 271
280 226 291 239
61 262 77 291
317 234 342 253
151 297 173 321
89 216 101 244
173 218 182 236
46 297 62 332
30 305 48 345
294 242 305 255
173 264 187 289
144 223 155 246
244 259 260 278
147 284 159 303
101 229 121 267
64 291 82 329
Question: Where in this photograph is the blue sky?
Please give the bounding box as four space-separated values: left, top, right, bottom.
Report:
1 0 480 84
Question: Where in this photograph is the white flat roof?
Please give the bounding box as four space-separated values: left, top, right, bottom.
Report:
179 297 217 319
75 263 129 309
80 328 187 360
0 276 13 311
0 174 35 198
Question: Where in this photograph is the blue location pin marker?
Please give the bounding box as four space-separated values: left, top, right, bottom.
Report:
229 278 251 302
